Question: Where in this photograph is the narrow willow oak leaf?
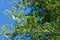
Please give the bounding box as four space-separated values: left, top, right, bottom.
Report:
2 25 6 32
12 15 16 20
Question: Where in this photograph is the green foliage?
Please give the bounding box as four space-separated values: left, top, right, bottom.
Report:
2 0 60 40
2 25 6 31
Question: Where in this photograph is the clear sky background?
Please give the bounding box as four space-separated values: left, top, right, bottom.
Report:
0 0 14 26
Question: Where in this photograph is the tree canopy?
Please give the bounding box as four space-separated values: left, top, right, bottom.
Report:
2 0 60 40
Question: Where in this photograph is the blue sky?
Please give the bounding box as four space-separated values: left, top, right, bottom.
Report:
0 0 14 26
